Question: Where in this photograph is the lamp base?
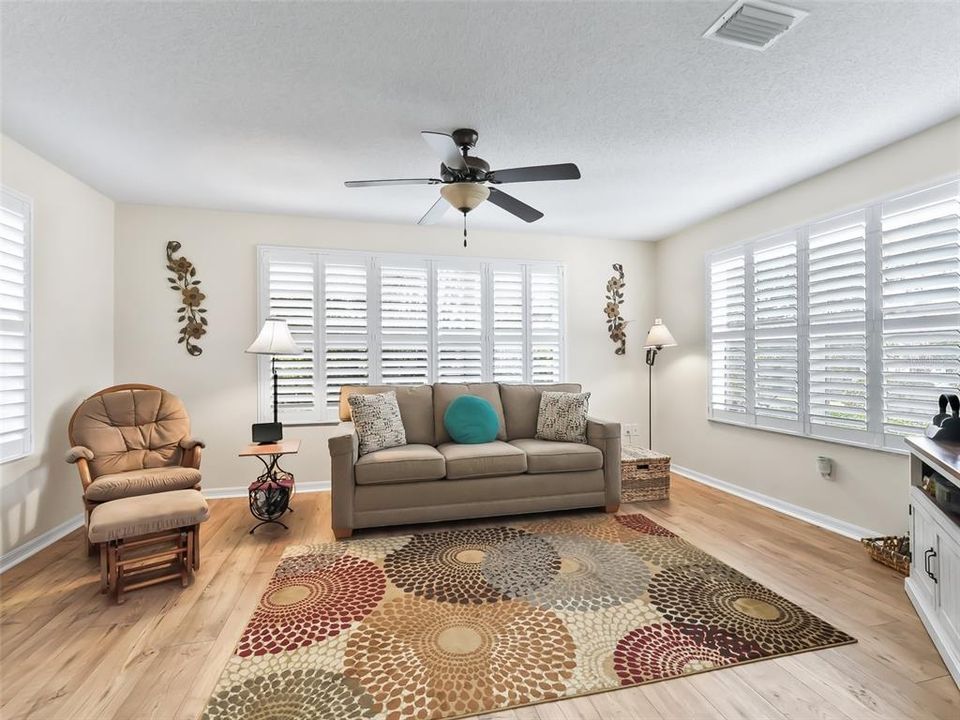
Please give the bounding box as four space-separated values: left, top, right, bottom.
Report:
252 422 283 444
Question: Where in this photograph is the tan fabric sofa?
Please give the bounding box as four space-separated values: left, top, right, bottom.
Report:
328 382 621 537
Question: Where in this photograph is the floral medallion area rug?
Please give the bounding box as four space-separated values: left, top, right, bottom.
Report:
201 512 855 720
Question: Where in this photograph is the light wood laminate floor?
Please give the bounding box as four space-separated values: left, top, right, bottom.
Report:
1 474 957 719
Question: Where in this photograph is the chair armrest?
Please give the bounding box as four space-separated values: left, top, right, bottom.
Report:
586 418 622 510
179 438 203 470
65 446 94 463
65 447 96 491
328 432 359 532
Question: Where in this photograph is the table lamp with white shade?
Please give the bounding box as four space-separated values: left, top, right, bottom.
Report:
246 317 303 444
643 318 677 449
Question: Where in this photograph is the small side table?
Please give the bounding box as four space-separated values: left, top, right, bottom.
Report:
239 439 300 534
621 446 671 502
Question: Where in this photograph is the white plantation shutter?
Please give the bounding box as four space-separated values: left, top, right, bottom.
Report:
707 176 959 452
807 211 869 437
264 255 318 420
709 252 748 418
753 237 799 425
257 248 566 421
323 261 369 407
492 268 525 382
380 263 430 385
880 180 960 441
0 189 31 462
436 266 483 382
529 268 563 383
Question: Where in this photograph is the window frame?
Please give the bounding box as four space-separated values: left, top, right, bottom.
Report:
256 245 567 425
0 187 34 464
705 175 960 455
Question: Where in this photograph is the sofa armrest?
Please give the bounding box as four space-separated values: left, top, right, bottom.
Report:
65 447 95 491
329 431 360 532
586 418 621 510
179 437 206 450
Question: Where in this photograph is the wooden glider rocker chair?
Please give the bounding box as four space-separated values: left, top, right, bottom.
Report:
66 384 204 555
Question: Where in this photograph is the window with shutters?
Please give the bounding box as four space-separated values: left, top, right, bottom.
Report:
257 247 565 423
706 177 960 453
0 188 32 463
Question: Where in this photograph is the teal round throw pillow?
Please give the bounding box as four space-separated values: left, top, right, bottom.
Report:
443 395 499 444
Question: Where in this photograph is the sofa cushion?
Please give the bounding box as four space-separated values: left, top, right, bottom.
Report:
434 383 507 444
509 438 604 474
88 489 209 543
354 444 446 486
499 383 583 440
84 466 202 502
536 391 591 443
339 385 435 446
443 395 500 444
348 391 407 456
437 441 527 480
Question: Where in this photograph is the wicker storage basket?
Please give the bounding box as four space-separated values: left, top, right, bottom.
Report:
621 447 671 502
861 535 910 575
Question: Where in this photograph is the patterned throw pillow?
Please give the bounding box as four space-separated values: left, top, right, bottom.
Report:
348 391 407 456
536 391 591 443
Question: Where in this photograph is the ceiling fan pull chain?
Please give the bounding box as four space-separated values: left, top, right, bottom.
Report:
463 212 468 248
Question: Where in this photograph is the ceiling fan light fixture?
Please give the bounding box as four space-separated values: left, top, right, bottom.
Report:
441 182 489 213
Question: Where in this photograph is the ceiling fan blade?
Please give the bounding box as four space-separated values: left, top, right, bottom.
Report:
487 163 581 184
486 188 544 223
421 131 467 170
345 178 441 188
418 197 450 225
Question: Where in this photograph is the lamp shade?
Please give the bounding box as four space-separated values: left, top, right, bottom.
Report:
246 317 302 355
643 318 677 349
440 182 490 213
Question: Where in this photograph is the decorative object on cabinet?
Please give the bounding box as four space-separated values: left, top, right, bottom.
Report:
926 394 960 442
165 241 207 356
621 446 671 501
239 439 299 533
904 435 960 687
861 535 910 575
643 318 678 449
604 263 627 355
246 317 303 444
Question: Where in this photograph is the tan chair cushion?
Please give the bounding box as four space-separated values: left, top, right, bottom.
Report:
71 388 192 477
84 467 202 502
509 438 603 474
339 385 435 446
434 383 507 445
437 441 527 480
354 444 446 486
500 383 583 440
88 489 209 543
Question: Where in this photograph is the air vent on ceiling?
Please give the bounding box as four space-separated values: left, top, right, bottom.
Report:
703 0 808 51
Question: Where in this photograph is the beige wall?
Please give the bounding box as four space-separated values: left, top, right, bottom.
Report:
114 205 656 494
0 137 115 559
654 117 960 535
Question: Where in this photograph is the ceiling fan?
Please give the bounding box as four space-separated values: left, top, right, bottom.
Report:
344 128 580 237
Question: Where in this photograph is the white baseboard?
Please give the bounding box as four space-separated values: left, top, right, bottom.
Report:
0 512 85 575
672 464 882 540
203 480 331 499
0 482 332 573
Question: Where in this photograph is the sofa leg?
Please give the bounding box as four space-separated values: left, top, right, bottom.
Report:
332 527 353 539
604 503 620 513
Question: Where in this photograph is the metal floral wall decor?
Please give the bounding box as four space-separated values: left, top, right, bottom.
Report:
604 263 626 355
166 241 207 356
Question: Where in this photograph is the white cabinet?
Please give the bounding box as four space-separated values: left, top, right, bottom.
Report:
905 436 960 689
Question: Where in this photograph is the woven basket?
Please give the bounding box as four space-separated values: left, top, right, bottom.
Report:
861 536 910 575
621 448 671 502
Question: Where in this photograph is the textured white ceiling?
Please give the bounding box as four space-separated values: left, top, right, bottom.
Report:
2 1 958 240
